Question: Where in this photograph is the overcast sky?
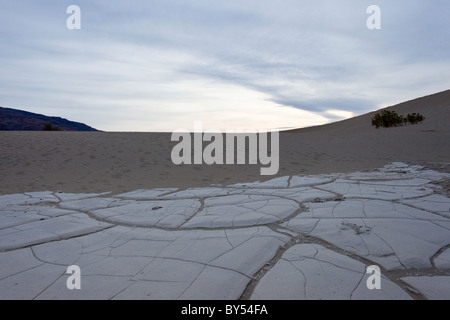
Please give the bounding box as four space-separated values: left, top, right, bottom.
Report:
1 0 449 131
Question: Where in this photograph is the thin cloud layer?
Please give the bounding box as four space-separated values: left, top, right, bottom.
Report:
0 0 449 131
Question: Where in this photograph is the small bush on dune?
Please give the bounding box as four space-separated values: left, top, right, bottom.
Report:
371 110 404 128
406 113 425 125
371 110 425 128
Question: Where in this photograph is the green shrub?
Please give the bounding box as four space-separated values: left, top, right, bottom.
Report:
371 110 404 128
371 110 425 128
406 113 425 125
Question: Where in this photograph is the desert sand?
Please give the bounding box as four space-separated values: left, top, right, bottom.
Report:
1 90 449 195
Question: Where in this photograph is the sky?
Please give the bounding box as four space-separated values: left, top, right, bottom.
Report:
0 0 449 132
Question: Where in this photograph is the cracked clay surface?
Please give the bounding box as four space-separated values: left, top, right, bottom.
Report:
0 162 449 299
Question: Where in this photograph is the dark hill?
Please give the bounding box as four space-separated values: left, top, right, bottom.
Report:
0 107 100 131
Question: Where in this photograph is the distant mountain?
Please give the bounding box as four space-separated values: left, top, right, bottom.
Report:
0 107 100 131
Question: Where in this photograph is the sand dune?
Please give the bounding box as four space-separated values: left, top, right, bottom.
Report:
0 89 449 195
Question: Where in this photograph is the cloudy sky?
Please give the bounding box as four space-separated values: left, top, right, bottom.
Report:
1 0 449 131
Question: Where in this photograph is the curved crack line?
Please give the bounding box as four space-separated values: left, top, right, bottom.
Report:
284 259 307 299
312 185 344 200
428 220 450 231
224 229 234 248
350 270 366 300
311 256 364 275
357 233 371 257
174 260 252 300
33 268 68 300
0 258 45 283
175 264 206 300
396 201 450 220
29 245 80 268
362 201 368 218
0 223 115 253
266 224 298 239
110 187 184 200
204 231 267 265
287 176 293 189
178 194 304 230
371 231 407 270
430 244 450 269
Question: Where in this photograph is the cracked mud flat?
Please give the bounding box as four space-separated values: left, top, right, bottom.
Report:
0 162 449 300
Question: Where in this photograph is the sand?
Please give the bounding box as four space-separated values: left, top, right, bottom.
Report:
0 89 449 195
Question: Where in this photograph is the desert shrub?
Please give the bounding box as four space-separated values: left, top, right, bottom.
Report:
371 110 404 128
372 110 425 128
406 113 425 125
